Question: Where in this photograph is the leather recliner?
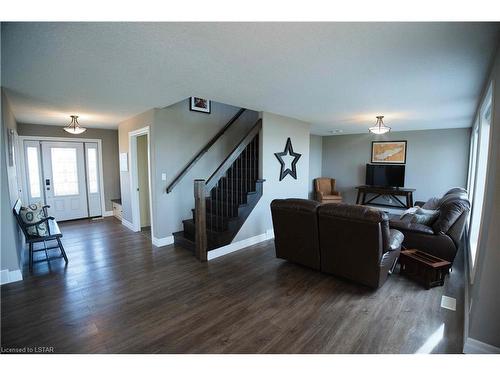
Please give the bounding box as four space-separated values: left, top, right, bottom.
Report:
270 198 321 270
389 188 470 263
270 199 404 288
318 203 404 289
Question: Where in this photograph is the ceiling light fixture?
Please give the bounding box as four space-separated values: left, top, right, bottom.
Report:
63 115 86 134
369 115 391 135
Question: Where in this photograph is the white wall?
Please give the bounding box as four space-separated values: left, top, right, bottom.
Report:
321 128 471 205
234 112 310 241
466 43 500 352
308 134 323 199
1 88 23 276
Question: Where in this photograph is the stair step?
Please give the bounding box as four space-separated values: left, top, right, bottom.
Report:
206 200 247 217
173 231 195 252
182 219 234 245
192 208 238 221
209 189 255 204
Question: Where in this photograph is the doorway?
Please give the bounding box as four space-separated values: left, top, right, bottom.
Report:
21 138 104 221
137 134 151 233
129 126 154 238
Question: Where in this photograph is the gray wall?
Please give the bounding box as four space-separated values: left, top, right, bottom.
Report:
467 44 500 350
17 123 121 211
1 89 22 273
308 134 323 199
118 99 259 239
321 128 471 205
235 112 310 241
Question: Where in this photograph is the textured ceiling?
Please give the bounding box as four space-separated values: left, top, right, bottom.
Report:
1 22 499 134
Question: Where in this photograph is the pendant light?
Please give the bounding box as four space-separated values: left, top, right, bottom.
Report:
63 115 86 134
369 115 391 135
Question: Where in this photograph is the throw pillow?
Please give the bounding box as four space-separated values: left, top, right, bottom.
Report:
410 208 439 226
20 202 49 237
399 206 419 220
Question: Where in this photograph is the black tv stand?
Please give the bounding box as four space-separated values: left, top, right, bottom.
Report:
355 185 415 209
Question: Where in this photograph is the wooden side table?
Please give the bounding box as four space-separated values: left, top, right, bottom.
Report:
355 185 415 209
399 249 451 289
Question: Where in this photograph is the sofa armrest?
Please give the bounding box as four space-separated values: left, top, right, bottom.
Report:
387 229 404 252
390 220 434 235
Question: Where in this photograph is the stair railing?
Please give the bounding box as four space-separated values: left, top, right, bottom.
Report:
194 119 262 261
166 108 246 193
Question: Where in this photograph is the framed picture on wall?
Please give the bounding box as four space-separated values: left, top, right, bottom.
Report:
371 140 407 164
189 97 211 114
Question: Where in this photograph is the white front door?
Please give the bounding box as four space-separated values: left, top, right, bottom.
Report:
41 141 89 221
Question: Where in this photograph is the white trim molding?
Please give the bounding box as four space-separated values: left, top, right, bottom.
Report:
102 210 114 217
464 337 500 354
208 229 274 261
128 126 155 241
121 218 136 231
152 236 174 247
0 269 23 285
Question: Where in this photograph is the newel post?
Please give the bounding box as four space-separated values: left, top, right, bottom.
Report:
194 179 207 262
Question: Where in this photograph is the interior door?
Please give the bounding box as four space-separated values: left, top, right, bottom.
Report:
41 141 89 221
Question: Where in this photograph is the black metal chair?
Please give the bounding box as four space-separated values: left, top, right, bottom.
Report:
13 199 68 272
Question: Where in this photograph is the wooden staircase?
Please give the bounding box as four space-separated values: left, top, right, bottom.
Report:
173 119 263 255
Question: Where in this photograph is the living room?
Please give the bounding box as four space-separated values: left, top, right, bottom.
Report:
1 1 500 373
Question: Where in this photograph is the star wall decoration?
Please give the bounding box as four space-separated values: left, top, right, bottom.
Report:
274 137 302 181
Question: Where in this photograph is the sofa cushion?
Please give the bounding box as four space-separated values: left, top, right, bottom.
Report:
432 196 470 235
422 197 441 210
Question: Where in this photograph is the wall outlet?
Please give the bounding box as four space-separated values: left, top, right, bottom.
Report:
161 173 167 181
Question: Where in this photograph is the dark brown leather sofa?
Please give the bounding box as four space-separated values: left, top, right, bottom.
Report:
389 188 470 263
270 199 404 288
271 198 321 270
318 203 403 288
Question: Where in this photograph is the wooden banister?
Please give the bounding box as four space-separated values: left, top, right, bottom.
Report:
205 119 262 193
194 179 207 261
166 108 246 193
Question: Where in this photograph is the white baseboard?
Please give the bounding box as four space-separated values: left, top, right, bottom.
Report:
464 337 500 354
152 235 174 247
102 210 114 217
121 218 136 231
0 269 23 285
208 229 274 261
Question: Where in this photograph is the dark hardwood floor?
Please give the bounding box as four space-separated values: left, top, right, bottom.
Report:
1 217 464 353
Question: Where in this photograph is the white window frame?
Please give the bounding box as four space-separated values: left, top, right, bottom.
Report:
467 81 494 282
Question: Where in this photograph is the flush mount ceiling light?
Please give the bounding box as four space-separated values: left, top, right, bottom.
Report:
369 115 391 135
63 115 86 134
329 129 344 134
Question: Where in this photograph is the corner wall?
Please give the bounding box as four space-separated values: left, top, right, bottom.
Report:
17 123 121 212
321 128 471 205
308 134 323 199
118 99 259 241
234 112 310 241
1 90 23 280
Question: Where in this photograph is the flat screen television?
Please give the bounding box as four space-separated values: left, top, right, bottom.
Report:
365 164 405 188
